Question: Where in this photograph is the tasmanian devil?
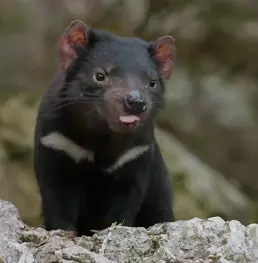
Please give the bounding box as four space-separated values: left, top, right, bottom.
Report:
34 20 175 237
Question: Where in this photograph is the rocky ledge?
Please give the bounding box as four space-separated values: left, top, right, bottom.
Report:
0 200 258 263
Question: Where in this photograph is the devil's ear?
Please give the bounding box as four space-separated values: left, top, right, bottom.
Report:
59 20 89 71
151 36 175 79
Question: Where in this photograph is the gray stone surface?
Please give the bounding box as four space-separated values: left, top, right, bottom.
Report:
0 199 258 263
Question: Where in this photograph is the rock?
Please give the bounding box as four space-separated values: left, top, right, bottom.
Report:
0 200 258 263
0 200 31 263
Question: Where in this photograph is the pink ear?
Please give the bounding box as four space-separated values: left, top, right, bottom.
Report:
152 36 175 79
59 20 89 71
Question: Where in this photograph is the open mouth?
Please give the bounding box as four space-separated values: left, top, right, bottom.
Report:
119 115 140 127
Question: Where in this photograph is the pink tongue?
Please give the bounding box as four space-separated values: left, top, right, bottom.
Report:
119 115 140 123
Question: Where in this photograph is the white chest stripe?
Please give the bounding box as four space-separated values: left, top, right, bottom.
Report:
40 131 149 172
105 145 150 173
40 131 94 163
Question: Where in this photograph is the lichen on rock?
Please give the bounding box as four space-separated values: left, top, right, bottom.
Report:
0 199 257 263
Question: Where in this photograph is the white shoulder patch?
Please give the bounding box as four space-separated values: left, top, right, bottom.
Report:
40 131 94 163
106 145 150 173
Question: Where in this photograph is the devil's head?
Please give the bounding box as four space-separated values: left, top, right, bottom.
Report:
58 20 175 134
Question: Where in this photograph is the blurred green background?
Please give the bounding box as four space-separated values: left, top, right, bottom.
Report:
1 0 258 227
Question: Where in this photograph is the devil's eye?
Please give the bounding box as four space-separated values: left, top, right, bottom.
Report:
149 80 156 88
94 72 106 82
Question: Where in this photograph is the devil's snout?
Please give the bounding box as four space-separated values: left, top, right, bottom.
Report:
124 90 147 115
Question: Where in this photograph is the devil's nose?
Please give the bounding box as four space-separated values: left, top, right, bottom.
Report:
124 90 147 114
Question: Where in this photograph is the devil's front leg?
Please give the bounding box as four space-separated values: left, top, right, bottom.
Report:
101 157 150 229
35 143 81 235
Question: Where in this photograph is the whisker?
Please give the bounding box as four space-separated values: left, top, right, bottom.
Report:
39 100 99 115
39 101 78 116
43 92 100 98
59 91 100 96
39 98 106 118
41 94 164 104
47 98 104 103
40 97 104 107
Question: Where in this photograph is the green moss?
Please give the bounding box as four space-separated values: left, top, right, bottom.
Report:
207 254 221 262
173 171 188 192
2 141 32 162
247 204 258 224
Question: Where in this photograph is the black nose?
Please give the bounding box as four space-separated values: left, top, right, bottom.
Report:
124 91 147 115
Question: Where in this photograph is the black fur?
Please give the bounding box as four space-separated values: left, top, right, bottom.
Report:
34 25 174 237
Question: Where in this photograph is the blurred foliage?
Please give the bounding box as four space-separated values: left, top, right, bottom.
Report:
1 0 258 226
0 96 41 226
